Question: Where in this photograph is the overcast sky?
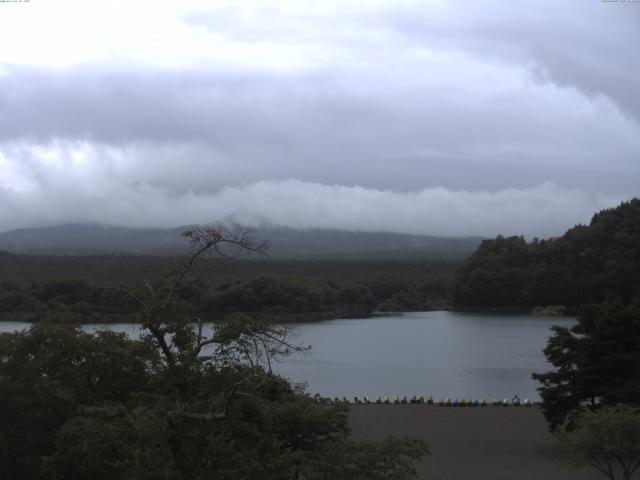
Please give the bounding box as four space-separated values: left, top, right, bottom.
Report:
0 0 638 237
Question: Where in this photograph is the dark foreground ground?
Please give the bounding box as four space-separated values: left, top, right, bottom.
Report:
349 405 602 480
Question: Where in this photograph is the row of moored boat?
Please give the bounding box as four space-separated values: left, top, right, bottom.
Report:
313 394 533 407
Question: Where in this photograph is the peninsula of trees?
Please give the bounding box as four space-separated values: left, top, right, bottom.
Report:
452 198 640 310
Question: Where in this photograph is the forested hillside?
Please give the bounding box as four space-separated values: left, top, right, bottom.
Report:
0 255 454 322
0 224 481 259
452 199 640 308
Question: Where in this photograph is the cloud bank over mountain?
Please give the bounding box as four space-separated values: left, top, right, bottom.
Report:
0 145 620 237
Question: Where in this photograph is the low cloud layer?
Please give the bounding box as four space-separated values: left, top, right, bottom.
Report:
0 1 637 237
0 144 621 237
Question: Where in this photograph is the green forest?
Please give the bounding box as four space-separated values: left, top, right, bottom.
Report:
3 199 639 324
0 255 454 322
452 198 640 309
2 199 640 322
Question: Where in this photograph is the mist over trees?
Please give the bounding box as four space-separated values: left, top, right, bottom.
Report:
0 224 480 259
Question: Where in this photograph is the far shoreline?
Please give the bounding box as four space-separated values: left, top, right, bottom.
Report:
0 304 577 325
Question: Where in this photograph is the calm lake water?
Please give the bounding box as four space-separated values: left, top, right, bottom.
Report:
0 311 573 400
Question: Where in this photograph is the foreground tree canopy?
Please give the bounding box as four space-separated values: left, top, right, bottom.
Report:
0 227 427 480
557 405 640 480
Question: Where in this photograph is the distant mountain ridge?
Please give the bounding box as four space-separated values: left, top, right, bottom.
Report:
0 223 482 260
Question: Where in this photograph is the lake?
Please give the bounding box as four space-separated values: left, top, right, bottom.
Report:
0 311 573 400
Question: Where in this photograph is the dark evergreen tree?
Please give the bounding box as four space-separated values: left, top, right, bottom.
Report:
533 299 640 431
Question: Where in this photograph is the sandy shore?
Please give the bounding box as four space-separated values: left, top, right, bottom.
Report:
349 405 602 480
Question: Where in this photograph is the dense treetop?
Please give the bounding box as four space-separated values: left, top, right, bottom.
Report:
452 199 640 308
0 256 454 322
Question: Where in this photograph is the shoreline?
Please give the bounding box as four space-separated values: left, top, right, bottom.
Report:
0 305 577 324
349 404 600 480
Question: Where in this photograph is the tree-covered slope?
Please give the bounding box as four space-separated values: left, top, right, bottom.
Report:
0 223 481 260
452 199 640 308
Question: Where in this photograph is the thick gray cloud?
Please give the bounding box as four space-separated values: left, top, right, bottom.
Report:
0 164 622 238
0 0 637 236
380 1 640 118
